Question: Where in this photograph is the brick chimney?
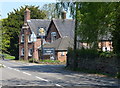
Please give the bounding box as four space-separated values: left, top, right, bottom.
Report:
24 8 30 23
61 11 66 19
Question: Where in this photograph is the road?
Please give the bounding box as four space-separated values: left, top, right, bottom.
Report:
0 59 120 87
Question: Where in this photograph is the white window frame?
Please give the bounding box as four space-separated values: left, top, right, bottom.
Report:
21 48 24 56
28 48 33 56
21 34 24 43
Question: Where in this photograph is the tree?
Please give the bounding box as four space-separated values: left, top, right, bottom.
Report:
112 3 120 56
1 19 11 53
77 2 115 49
41 3 59 19
56 2 116 50
2 5 47 59
56 2 79 50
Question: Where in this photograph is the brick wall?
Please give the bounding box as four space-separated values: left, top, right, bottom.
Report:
33 38 41 60
57 51 67 62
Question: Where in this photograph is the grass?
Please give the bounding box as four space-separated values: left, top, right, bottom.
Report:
38 59 65 65
2 53 15 60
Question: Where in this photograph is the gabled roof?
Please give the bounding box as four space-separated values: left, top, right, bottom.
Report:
43 36 74 51
27 19 51 36
52 19 75 39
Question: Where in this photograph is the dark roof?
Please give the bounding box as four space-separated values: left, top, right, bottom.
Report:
27 19 51 36
52 19 75 39
43 36 74 51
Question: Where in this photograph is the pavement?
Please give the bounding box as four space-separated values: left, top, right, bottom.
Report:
0 59 120 88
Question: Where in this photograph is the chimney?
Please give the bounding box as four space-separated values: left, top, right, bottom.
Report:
24 8 30 23
61 11 66 19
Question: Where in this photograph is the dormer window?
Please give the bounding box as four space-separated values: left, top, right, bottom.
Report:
21 34 24 43
51 32 56 42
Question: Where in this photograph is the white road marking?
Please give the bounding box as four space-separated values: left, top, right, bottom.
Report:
65 75 77 78
22 72 31 76
35 76 49 82
7 67 13 69
14 69 20 72
55 84 62 87
3 65 6 67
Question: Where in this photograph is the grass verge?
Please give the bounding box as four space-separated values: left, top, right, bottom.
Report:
3 53 15 60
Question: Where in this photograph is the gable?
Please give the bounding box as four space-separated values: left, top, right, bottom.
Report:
46 20 61 42
27 19 51 37
53 19 75 39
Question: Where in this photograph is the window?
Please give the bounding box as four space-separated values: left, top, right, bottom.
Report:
51 32 56 42
28 34 32 43
21 48 24 56
29 48 33 56
61 52 64 56
21 34 24 42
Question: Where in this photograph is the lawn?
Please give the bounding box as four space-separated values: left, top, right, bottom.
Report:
2 53 15 60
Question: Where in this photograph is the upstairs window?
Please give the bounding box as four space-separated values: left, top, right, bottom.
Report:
51 32 56 42
21 34 24 43
29 48 33 56
21 48 24 56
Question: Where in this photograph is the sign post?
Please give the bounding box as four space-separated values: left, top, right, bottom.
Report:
39 28 45 60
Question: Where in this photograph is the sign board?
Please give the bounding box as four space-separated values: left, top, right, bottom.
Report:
43 47 55 55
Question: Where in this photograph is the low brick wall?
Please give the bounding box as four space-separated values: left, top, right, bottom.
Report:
67 55 120 76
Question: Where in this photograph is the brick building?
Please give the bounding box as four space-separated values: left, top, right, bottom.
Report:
19 8 113 62
19 8 74 61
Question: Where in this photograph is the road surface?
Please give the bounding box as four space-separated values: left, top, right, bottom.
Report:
0 59 119 87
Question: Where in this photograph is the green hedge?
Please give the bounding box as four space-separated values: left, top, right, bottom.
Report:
68 48 99 59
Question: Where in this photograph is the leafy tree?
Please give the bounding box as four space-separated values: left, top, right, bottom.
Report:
112 3 120 56
41 3 59 19
77 2 115 49
56 2 117 50
56 2 79 50
1 19 11 53
2 5 46 59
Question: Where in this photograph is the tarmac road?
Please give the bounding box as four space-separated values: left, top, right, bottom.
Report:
0 59 119 88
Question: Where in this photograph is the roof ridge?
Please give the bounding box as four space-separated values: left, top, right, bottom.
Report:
52 20 62 37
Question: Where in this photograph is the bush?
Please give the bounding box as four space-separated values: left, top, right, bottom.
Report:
40 59 60 63
28 58 36 63
68 48 99 59
99 51 115 58
116 72 120 79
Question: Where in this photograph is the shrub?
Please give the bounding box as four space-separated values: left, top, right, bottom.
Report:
68 48 99 59
99 51 115 58
29 58 36 63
